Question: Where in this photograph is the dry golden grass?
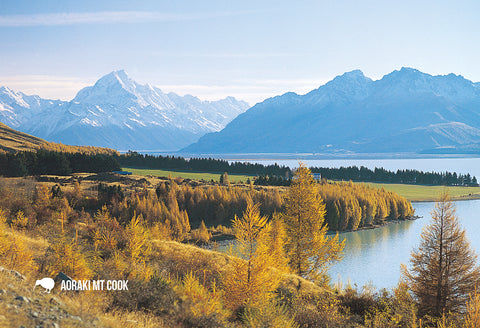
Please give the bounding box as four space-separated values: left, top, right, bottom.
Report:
151 239 326 296
0 122 45 152
0 254 169 328
0 121 117 154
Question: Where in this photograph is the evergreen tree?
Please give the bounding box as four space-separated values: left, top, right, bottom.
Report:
283 163 344 284
402 192 480 316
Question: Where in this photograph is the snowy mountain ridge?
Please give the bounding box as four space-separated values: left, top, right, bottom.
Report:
184 67 480 154
0 71 249 151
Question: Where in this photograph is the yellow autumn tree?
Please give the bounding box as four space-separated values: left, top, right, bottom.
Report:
0 208 36 273
283 163 344 284
465 288 480 328
224 202 282 311
175 272 229 324
192 220 211 244
47 235 92 279
125 212 152 279
402 192 480 317
92 206 125 258
11 210 28 229
267 212 289 272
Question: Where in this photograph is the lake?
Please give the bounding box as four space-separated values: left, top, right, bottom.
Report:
329 199 480 289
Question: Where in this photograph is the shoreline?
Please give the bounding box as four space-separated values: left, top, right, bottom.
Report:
409 194 480 203
207 215 423 244
328 215 421 235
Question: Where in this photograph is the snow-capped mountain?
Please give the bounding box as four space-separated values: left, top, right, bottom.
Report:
0 87 64 128
0 71 249 151
184 67 480 154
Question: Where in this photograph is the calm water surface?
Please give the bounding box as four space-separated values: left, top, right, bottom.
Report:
330 199 480 289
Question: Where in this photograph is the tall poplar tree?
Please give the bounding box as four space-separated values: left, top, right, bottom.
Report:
283 163 344 283
402 192 480 316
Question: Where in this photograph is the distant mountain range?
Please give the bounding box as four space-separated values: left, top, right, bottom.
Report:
184 68 480 154
0 71 249 151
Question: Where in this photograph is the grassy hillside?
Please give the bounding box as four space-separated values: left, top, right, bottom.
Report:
0 122 117 155
0 226 324 327
0 122 46 152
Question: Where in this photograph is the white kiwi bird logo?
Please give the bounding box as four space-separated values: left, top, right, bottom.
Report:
34 278 55 293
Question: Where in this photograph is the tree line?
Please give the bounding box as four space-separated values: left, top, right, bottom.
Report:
103 178 412 232
311 166 479 186
319 181 414 231
0 149 120 176
115 151 291 176
117 152 478 186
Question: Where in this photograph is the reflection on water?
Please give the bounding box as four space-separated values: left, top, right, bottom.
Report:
330 200 480 289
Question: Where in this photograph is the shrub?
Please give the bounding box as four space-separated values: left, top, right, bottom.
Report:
174 272 229 327
44 236 93 279
0 231 37 274
109 276 177 316
294 294 350 328
11 210 28 229
243 300 298 328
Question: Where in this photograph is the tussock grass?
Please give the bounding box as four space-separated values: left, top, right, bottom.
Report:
151 239 327 296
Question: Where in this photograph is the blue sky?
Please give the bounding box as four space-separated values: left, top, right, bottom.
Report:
0 0 479 105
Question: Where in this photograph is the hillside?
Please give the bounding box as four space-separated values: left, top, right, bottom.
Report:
0 122 117 155
184 68 480 154
0 122 46 152
0 71 249 151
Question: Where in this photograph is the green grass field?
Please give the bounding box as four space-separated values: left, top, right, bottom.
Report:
123 167 253 183
361 182 480 202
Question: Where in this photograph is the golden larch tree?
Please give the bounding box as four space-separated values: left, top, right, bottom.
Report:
224 202 282 310
402 192 480 316
283 163 344 283
125 212 152 279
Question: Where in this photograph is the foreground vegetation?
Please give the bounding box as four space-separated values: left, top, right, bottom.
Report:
0 166 479 327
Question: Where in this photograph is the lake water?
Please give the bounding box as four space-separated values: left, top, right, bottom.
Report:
329 199 480 289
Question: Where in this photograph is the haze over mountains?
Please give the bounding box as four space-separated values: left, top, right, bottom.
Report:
184 68 480 154
0 70 249 151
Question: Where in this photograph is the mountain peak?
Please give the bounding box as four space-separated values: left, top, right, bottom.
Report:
73 70 139 104
328 69 372 86
387 67 428 80
344 69 365 77
309 69 373 101
96 70 133 88
400 66 420 73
